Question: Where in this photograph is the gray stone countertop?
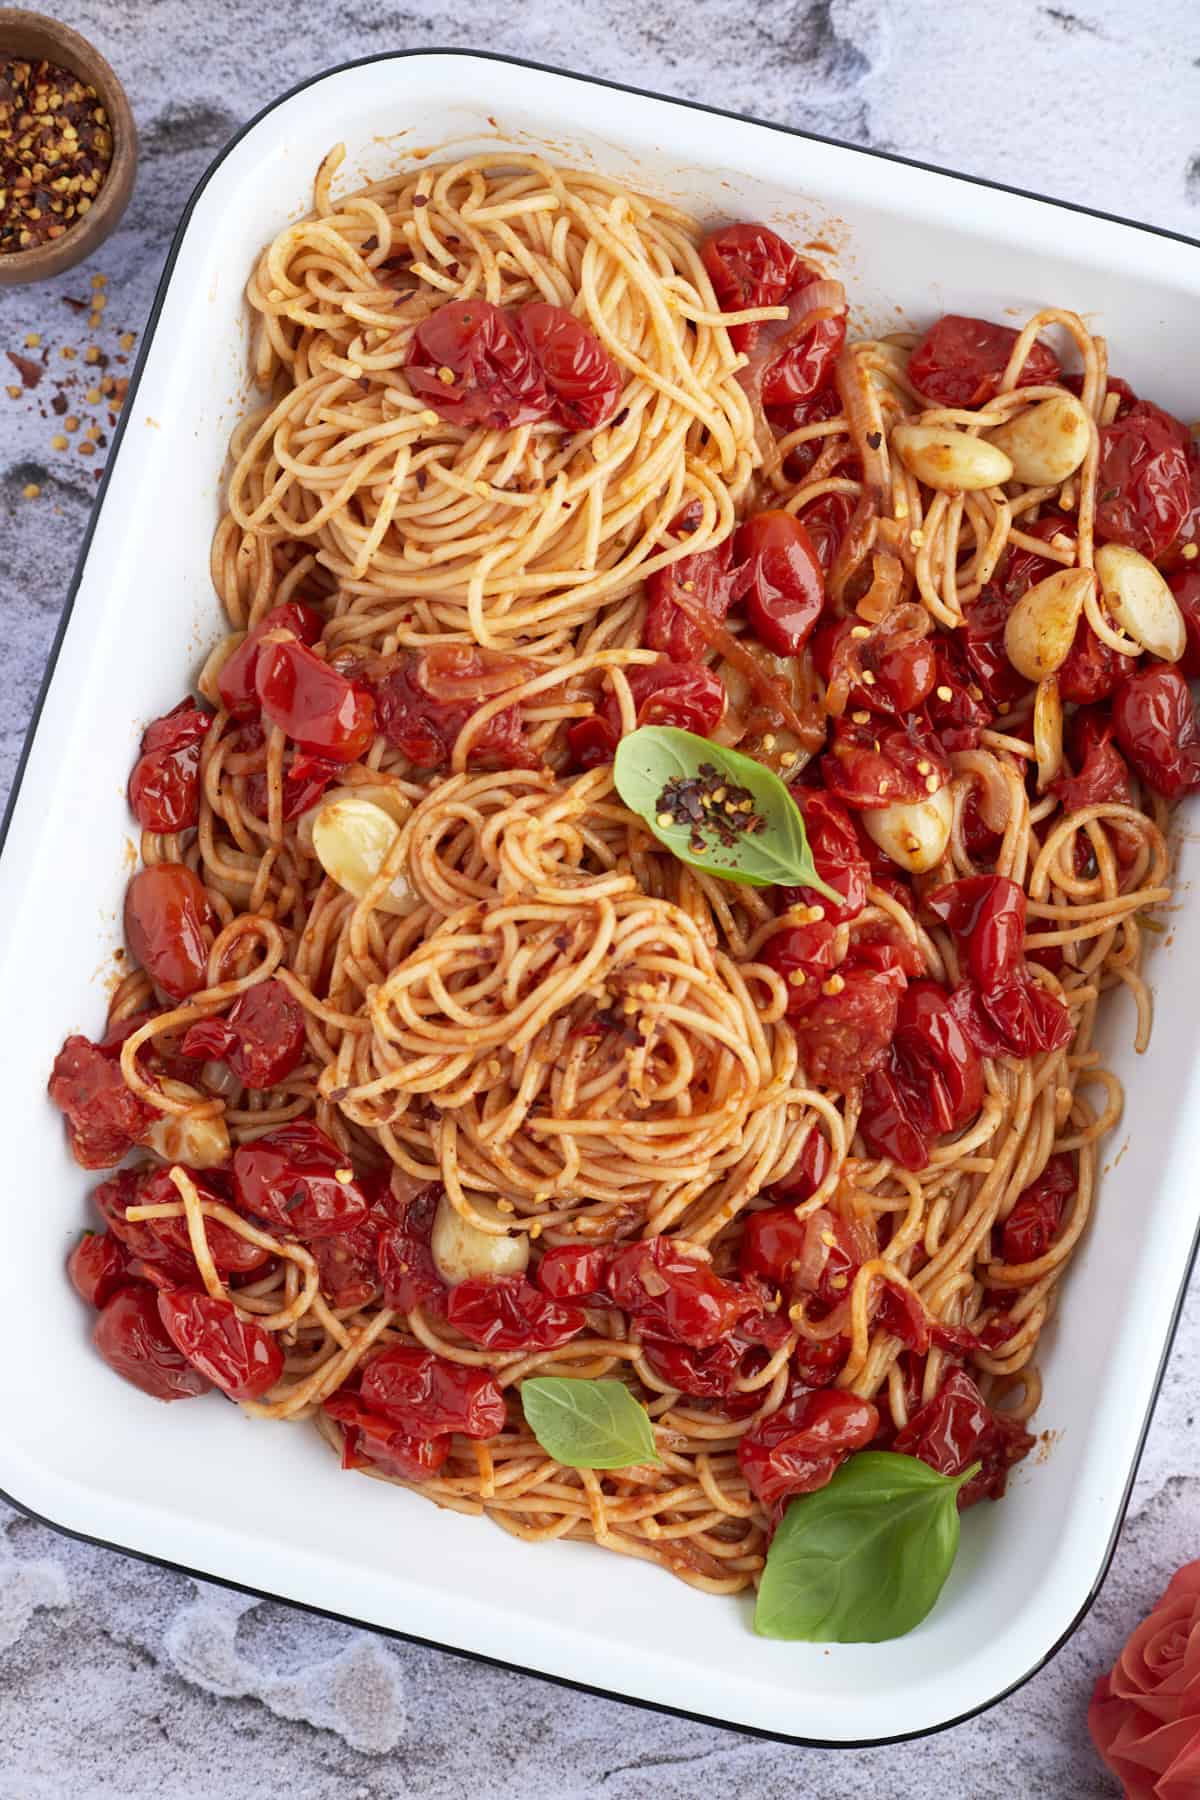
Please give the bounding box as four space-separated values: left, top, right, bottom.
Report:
2 3 1198 1794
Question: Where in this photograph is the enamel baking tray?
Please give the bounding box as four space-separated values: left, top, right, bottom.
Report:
3 51 1199 1747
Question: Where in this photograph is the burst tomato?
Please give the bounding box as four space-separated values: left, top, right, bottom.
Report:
180 978 306 1090
908 315 1060 409
124 864 212 1000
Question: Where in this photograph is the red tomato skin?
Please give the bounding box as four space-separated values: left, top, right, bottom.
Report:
998 512 1075 605
606 1238 754 1349
760 313 847 409
892 1368 1034 1508
373 647 532 772
535 1244 612 1303
962 589 1030 712
760 919 840 1017
1057 618 1125 706
568 660 725 768
231 1121 369 1240
813 614 938 717
444 1276 586 1352
93 1286 212 1401
1094 407 1192 560
68 1230 135 1308
48 1034 154 1169
859 981 982 1170
644 511 738 663
1113 664 1200 799
1050 728 1133 816
255 639 375 763
1167 568 1200 678
738 1387 879 1513
519 301 622 431
792 1333 850 1388
926 875 1025 991
91 1168 194 1280
242 745 342 824
821 716 951 810
1001 1153 1076 1264
765 1128 832 1205
157 1289 283 1400
360 1345 506 1438
128 701 213 834
376 1186 446 1313
797 491 856 573
734 510 826 656
700 222 806 352
180 978 306 1090
123 864 211 1000
134 1166 271 1277
908 315 1060 409
324 1390 451 1482
407 299 550 428
780 791 869 924
789 955 908 1090
218 604 324 719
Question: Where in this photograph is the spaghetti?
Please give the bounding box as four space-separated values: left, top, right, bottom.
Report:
51 150 1200 1602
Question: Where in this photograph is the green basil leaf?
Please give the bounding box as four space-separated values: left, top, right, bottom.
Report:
521 1377 662 1470
612 726 839 898
754 1451 980 1643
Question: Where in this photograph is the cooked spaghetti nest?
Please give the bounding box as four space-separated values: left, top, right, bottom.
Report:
316 765 833 1243
219 151 763 658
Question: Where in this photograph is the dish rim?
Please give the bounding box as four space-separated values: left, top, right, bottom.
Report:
4 45 1198 1751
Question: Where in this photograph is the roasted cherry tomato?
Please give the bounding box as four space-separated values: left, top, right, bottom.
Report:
733 510 825 656
1050 723 1133 816
93 1285 212 1401
134 1166 271 1277
311 1170 395 1313
567 660 726 769
760 918 840 1016
217 603 324 720
324 1389 451 1482
1113 664 1200 799
892 1367 1034 1508
180 978 306 1090
406 299 550 428
700 222 807 353
373 646 532 771
231 1121 369 1240
519 301 622 431
760 310 847 410
907 314 1060 409
998 511 1077 605
769 386 845 482
1001 1153 1076 1265
1057 618 1125 706
1094 405 1192 560
796 491 856 573
926 875 1024 991
376 1184 447 1314
789 950 908 1090
68 1230 135 1309
821 716 950 810
48 1033 154 1169
255 638 375 763
360 1345 506 1439
961 588 1030 712
738 1385 879 1514
949 975 1074 1061
128 701 213 834
643 507 739 663
242 744 342 824
924 639 992 753
793 1332 851 1388
91 1168 193 1281
606 1238 760 1349
766 1128 832 1205
1161 446 1200 573
1168 567 1200 678
779 791 869 924
740 1204 863 1307
860 981 982 1171
124 863 212 1000
157 1289 282 1400
535 1243 612 1303
444 1275 586 1351
813 611 937 717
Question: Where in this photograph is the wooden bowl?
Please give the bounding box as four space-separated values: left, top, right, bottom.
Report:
0 9 137 286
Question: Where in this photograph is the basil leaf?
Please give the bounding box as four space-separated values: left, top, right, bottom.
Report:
521 1377 662 1470
754 1451 980 1643
612 726 839 898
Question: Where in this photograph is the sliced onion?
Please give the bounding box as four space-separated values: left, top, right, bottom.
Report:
854 551 905 625
417 644 532 702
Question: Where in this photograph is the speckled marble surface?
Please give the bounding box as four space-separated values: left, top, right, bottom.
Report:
1 4 1198 1795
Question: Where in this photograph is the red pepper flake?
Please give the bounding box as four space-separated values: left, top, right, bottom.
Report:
5 350 42 389
0 56 114 253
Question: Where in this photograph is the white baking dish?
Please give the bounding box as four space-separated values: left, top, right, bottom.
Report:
3 51 1199 1746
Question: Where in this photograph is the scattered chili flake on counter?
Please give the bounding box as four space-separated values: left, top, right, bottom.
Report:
0 56 113 253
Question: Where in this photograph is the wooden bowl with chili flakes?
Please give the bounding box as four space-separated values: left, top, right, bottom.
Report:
0 9 136 286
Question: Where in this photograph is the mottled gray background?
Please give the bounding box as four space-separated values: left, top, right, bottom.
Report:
2 3 1198 1795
